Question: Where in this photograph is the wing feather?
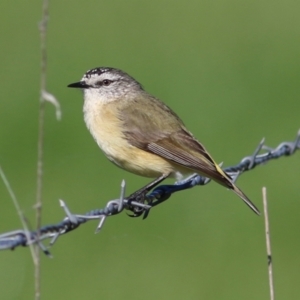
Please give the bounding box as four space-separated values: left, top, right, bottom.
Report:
119 96 229 184
117 95 260 215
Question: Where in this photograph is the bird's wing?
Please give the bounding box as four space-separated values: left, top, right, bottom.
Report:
119 97 260 215
127 127 230 184
119 97 231 186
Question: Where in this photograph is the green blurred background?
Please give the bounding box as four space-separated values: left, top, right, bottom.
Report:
0 0 300 299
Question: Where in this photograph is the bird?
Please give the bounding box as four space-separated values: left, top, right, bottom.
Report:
68 67 260 215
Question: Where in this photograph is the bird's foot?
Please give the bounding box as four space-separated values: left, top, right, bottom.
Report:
126 174 169 217
126 189 149 217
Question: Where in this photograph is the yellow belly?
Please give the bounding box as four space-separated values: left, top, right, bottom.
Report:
84 100 179 178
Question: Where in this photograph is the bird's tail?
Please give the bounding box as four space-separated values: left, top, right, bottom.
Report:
213 164 260 215
231 184 260 215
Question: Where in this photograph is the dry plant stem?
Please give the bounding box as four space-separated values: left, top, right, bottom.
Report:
35 0 49 299
262 187 275 300
0 166 36 262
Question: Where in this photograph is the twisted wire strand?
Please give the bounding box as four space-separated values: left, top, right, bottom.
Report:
0 130 299 255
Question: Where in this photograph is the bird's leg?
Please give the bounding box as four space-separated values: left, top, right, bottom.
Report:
127 174 168 203
126 174 168 216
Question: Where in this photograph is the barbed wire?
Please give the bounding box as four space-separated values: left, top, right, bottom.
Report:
0 130 299 256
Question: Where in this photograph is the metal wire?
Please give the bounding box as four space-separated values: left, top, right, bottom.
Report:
0 130 299 255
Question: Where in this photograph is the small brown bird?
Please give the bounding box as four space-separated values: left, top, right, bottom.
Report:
68 67 260 215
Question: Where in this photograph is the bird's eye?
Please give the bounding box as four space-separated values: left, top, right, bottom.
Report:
95 79 112 87
102 79 112 86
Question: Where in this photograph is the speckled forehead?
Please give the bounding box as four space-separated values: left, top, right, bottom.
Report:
81 68 122 82
82 68 110 79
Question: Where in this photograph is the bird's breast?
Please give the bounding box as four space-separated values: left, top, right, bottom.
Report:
83 100 175 177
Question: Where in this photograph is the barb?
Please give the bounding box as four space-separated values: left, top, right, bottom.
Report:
0 130 299 254
0 181 151 256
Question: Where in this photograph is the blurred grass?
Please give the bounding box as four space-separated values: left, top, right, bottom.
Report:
0 0 300 299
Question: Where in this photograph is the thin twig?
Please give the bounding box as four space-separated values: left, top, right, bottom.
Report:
35 0 50 299
262 187 275 300
0 166 36 262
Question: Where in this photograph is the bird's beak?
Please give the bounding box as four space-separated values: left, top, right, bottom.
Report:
67 81 90 89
